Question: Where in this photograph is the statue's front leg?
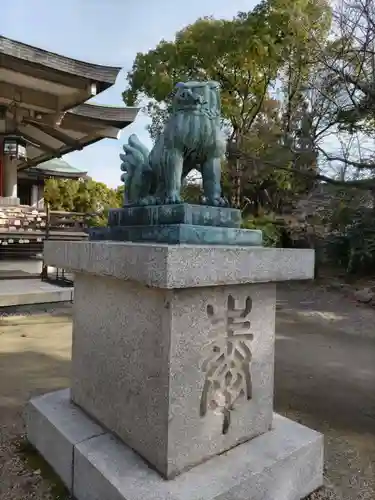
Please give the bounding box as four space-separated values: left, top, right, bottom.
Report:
164 149 183 204
201 156 227 207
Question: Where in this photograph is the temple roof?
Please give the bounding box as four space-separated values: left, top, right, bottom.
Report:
18 158 88 180
0 36 140 169
35 158 87 178
0 36 121 96
17 157 87 180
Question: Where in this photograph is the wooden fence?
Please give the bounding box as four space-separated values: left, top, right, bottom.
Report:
0 203 95 281
40 204 92 282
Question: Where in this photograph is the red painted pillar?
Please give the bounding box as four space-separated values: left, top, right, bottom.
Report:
0 140 3 197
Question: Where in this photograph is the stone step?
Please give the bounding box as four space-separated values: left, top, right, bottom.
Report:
25 389 324 500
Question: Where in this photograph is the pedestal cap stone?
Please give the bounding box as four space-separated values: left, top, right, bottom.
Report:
44 241 314 289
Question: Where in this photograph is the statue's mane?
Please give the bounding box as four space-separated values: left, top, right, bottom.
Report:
163 83 223 155
172 81 221 119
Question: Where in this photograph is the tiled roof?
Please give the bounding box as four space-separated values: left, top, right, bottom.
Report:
34 158 87 177
0 36 121 87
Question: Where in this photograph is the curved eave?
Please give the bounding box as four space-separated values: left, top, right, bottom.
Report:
68 104 140 127
23 168 87 179
17 134 124 170
0 36 122 88
16 105 140 170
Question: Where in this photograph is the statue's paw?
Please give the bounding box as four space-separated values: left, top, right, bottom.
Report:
202 196 228 207
140 196 161 206
164 192 181 204
218 197 229 207
138 197 152 206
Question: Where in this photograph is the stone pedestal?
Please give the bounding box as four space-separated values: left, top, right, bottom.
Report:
89 204 263 246
26 240 323 499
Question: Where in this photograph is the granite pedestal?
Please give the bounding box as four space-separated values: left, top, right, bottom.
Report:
25 240 323 499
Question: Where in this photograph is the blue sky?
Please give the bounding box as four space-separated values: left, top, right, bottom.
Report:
2 0 255 188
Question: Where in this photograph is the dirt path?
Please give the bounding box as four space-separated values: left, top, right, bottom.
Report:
0 285 374 499
275 283 375 499
0 304 72 500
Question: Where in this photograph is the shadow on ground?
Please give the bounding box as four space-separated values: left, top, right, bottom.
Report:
0 351 70 416
275 306 375 499
0 348 71 500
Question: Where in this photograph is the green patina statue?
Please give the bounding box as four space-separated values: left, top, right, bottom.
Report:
120 80 227 206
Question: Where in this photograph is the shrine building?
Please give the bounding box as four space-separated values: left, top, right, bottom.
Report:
0 35 139 207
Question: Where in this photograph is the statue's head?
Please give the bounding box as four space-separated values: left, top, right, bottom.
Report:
172 81 221 118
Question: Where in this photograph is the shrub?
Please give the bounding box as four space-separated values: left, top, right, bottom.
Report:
325 207 375 275
242 215 283 247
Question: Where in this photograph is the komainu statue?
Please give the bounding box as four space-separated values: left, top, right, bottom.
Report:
120 80 227 206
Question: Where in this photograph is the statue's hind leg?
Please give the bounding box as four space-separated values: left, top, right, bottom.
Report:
201 156 227 207
164 149 183 204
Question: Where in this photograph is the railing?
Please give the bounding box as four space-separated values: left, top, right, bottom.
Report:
0 203 101 281
41 204 92 282
0 204 47 261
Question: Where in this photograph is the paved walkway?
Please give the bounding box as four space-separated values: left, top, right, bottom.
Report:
0 284 374 499
0 258 43 274
0 279 73 307
0 257 73 307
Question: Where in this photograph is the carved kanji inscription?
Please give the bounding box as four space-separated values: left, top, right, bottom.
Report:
200 294 254 434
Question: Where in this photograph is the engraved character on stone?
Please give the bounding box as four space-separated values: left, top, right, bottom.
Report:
200 294 253 434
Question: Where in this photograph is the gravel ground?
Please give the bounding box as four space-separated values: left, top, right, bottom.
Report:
0 303 72 500
1 284 374 499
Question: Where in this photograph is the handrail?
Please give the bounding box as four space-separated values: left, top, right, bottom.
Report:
41 203 97 280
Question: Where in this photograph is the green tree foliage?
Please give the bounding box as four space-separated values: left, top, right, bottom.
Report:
242 214 284 247
44 178 123 226
124 12 279 140
230 97 318 215
123 0 331 214
124 1 330 139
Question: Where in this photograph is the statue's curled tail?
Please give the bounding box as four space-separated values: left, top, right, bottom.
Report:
119 134 151 204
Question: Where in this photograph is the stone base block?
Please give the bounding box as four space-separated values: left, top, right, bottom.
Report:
25 389 324 500
89 223 262 246
108 204 242 228
24 389 105 490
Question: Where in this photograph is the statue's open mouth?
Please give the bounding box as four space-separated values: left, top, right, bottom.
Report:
177 89 206 106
